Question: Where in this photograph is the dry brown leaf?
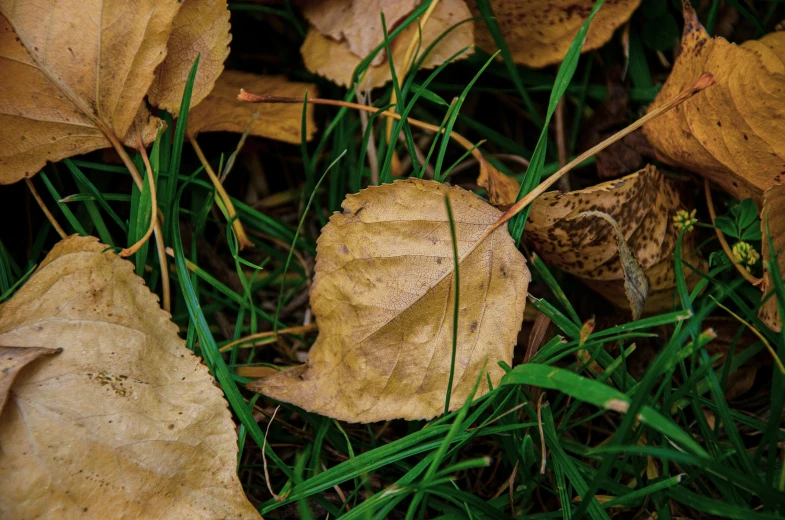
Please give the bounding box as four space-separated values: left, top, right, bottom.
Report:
0 236 260 519
477 160 520 208
759 184 785 332
0 346 60 416
0 0 181 184
300 0 474 88
249 179 530 422
643 2 785 202
526 165 706 315
188 70 318 143
299 0 418 66
147 0 232 116
469 0 641 68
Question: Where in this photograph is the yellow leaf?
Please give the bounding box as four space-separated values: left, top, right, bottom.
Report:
477 160 520 209
147 0 232 116
643 2 785 202
188 70 318 143
468 0 641 68
0 0 181 184
299 0 474 88
760 184 785 332
526 165 706 315
249 179 530 422
0 346 60 416
0 236 260 519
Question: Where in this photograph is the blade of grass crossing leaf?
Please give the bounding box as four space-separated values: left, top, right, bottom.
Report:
509 0 607 243
165 55 199 243
444 195 460 415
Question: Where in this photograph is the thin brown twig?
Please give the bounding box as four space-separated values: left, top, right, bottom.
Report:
219 323 319 352
120 143 158 257
189 133 254 250
26 178 67 239
262 405 281 501
479 73 715 241
704 178 763 285
238 91 488 167
106 132 171 312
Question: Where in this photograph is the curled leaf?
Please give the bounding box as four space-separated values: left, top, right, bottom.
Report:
0 0 181 184
526 165 705 315
760 184 785 332
643 1 785 202
188 70 318 143
299 0 474 88
0 236 259 519
0 346 60 416
147 0 232 116
250 179 530 422
477 160 520 209
571 211 649 320
470 0 641 68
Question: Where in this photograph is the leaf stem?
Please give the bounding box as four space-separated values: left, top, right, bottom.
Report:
106 132 171 311
120 144 158 258
189 133 253 250
237 91 488 168
25 178 67 239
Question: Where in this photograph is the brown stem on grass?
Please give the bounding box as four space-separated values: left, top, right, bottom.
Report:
106 132 171 312
26 178 67 239
120 143 158 258
238 91 488 168
704 178 763 286
218 323 319 352
481 73 716 240
189 133 254 251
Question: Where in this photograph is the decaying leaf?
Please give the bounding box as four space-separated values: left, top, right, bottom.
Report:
299 0 418 66
189 70 318 143
0 0 180 184
0 346 60 416
469 0 641 68
643 2 785 202
147 0 232 116
526 165 706 315
759 184 785 332
249 179 530 422
571 211 649 320
299 0 474 88
0 236 260 519
477 160 520 208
